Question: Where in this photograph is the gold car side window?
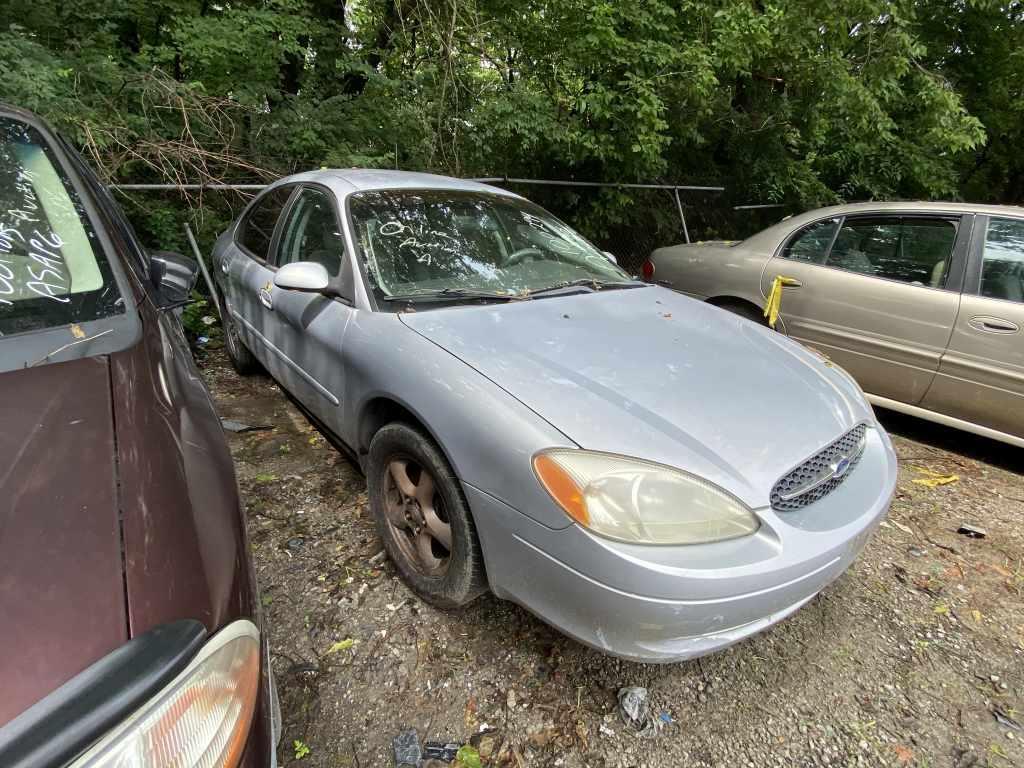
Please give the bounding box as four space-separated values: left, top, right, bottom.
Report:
783 218 840 264
827 216 956 288
981 217 1024 304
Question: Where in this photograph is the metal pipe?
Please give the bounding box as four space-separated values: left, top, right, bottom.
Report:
673 187 690 244
488 177 725 192
733 203 785 210
112 179 726 193
184 223 222 321
113 183 267 191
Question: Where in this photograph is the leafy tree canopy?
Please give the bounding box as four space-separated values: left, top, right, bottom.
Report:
0 0 1017 246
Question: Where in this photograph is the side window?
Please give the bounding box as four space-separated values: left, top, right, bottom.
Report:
236 187 292 261
827 217 955 287
275 187 344 275
981 217 1024 303
899 219 957 287
828 218 899 276
783 218 839 263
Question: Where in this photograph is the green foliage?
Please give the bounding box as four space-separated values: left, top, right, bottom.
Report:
455 744 482 768
0 0 1016 250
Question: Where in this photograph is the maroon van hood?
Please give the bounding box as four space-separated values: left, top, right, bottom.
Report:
0 356 127 727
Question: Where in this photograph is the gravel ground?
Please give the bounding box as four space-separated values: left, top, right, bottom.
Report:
197 348 1024 768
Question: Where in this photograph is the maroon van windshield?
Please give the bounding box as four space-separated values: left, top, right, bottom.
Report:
0 117 124 336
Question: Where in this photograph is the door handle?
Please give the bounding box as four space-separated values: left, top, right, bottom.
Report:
968 315 1018 334
258 282 274 310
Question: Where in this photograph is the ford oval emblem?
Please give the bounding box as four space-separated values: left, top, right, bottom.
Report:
831 456 852 479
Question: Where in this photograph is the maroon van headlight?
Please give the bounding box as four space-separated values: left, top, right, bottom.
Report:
69 620 260 768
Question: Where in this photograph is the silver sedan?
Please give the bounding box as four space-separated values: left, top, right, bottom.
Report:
213 171 896 662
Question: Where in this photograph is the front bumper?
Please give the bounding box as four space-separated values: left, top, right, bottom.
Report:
470 425 897 663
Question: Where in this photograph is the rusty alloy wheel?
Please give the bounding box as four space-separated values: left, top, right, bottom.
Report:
381 456 453 576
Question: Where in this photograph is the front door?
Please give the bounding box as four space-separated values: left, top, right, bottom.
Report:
761 213 969 404
266 185 353 428
921 214 1024 440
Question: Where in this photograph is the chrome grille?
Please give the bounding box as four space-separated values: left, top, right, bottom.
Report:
770 424 868 512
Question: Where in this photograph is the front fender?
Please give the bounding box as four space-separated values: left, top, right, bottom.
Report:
340 311 576 530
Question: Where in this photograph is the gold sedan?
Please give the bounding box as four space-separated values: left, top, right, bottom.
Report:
646 202 1024 448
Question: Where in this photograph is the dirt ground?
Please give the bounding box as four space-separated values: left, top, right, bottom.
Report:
197 348 1024 768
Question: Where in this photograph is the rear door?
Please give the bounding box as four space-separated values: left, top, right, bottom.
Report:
920 214 1024 440
761 212 969 404
265 184 352 426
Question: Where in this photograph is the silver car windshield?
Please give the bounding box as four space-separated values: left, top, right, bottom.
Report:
349 189 630 299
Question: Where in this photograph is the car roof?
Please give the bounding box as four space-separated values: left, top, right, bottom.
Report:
278 169 522 198
795 200 1024 218
743 199 1024 250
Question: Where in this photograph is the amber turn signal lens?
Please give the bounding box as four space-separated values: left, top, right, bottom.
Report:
533 453 589 526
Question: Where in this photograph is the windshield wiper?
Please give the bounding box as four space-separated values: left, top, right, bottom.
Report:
382 287 526 303
525 278 647 298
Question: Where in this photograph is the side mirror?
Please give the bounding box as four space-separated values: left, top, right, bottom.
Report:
602 250 618 265
150 251 198 307
274 262 330 293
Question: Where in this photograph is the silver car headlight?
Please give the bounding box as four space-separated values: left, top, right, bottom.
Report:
70 620 260 768
533 449 759 545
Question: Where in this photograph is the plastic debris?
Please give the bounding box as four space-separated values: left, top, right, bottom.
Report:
957 523 987 539
220 418 271 433
617 686 660 737
392 729 422 767
201 315 217 326
994 707 1023 731
422 741 462 762
196 335 210 346
911 467 959 488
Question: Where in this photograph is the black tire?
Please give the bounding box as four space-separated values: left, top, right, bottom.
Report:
223 310 259 375
715 299 768 326
367 422 487 608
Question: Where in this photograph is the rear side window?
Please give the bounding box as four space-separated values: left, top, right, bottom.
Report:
236 187 292 260
827 216 956 287
981 217 1024 303
783 218 839 263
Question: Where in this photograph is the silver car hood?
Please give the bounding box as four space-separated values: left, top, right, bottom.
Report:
399 286 873 508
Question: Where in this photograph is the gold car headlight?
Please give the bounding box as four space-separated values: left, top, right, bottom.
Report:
533 449 760 545
70 620 260 768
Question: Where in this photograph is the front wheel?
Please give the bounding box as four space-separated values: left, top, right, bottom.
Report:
367 423 487 608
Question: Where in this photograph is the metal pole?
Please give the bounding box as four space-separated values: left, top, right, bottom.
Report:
487 177 724 192
674 187 690 244
113 183 268 191
733 203 785 210
184 223 222 322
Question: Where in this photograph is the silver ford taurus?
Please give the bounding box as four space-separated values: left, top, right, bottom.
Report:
212 170 897 663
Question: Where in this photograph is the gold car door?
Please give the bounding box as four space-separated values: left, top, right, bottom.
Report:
761 213 970 405
920 214 1024 442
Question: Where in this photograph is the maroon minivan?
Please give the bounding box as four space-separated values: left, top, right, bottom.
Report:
0 105 278 767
